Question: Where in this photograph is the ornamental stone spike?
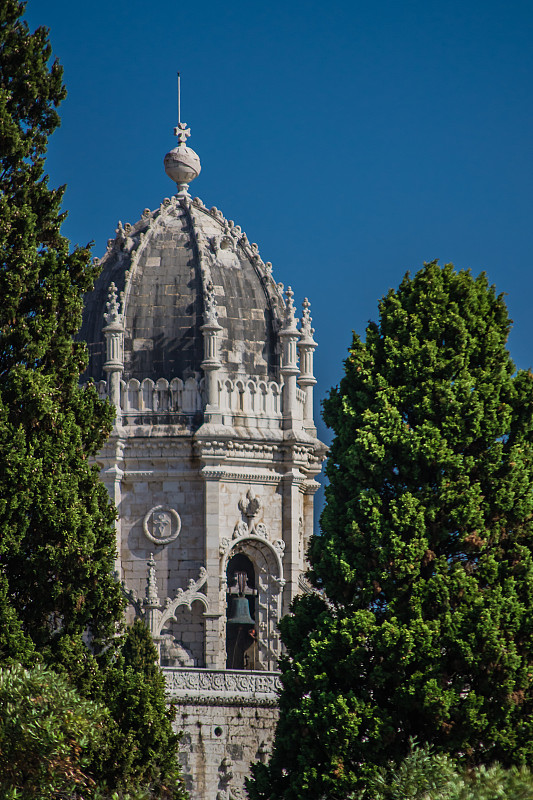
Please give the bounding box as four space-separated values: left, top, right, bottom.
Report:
203 280 219 326
298 297 318 434
279 286 301 429
144 553 161 638
283 286 299 332
103 282 125 420
145 553 160 604
104 282 122 326
299 297 316 344
201 279 223 420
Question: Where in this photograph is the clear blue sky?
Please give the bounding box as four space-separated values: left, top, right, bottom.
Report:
24 0 533 466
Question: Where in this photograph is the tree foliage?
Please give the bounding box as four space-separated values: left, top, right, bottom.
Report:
94 621 185 799
0 663 106 799
0 0 120 669
363 742 533 800
248 262 533 799
0 4 186 797
0 662 180 800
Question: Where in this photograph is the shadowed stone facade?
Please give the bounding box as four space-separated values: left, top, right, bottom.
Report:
80 122 326 799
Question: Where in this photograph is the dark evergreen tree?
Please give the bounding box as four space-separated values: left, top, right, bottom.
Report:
0 4 187 797
96 621 185 799
0 0 120 669
248 262 533 799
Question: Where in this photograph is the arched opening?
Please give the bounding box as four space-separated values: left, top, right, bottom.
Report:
226 553 257 670
160 600 206 668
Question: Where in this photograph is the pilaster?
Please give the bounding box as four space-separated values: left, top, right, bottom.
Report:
281 466 305 612
203 471 225 668
99 436 125 577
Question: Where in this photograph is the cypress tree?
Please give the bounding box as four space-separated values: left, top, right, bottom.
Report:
96 621 185 799
0 0 121 671
0 4 187 797
248 262 533 799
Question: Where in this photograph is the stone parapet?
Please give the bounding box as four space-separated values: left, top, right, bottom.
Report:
164 667 281 705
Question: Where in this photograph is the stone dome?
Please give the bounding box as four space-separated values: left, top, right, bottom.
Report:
81 194 286 384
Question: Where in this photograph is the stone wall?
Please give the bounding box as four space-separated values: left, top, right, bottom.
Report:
166 668 280 800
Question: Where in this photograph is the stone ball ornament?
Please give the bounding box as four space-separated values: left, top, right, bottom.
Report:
164 145 201 187
143 505 181 545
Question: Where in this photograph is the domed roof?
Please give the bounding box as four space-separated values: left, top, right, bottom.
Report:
81 194 286 384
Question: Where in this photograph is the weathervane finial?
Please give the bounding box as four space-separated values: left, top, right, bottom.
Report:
174 71 191 145
164 70 201 197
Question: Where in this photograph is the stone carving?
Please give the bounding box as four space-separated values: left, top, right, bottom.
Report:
233 521 248 539
146 553 159 602
255 523 268 539
300 297 313 339
172 567 208 606
104 282 123 326
143 505 181 545
284 286 296 327
160 634 196 667
273 539 286 556
238 488 261 520
165 668 282 699
220 536 231 557
217 756 241 800
203 280 219 325
144 566 209 640
210 234 236 254
257 741 269 764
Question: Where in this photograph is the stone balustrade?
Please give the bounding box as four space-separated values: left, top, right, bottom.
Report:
89 374 307 428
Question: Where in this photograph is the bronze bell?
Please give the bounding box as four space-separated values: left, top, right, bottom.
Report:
227 596 255 626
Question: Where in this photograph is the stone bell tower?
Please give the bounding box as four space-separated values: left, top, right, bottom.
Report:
80 113 326 799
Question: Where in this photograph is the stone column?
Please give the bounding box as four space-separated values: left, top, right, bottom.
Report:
102 282 125 423
201 280 223 424
279 287 300 431
297 298 317 436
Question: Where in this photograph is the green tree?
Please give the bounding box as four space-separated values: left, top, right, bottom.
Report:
248 262 533 799
0 663 106 799
0 4 186 797
95 621 185 799
0 0 120 670
364 742 533 800
0 662 172 800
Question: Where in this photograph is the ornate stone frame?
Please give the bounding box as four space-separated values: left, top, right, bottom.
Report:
143 504 181 545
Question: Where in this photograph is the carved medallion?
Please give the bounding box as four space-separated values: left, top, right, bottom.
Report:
143 505 181 545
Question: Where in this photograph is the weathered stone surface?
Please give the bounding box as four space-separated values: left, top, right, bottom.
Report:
83 134 326 798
